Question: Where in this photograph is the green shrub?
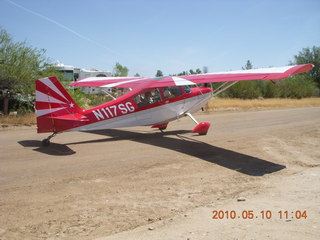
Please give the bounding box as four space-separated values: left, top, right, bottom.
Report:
220 75 316 99
225 81 262 99
260 81 281 98
278 74 316 99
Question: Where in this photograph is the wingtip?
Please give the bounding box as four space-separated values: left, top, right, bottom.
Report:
286 64 314 76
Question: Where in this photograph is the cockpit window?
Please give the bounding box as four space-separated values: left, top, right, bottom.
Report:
183 85 191 93
134 88 161 107
163 86 182 99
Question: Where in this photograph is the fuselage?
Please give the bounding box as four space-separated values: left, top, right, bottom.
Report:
69 86 212 132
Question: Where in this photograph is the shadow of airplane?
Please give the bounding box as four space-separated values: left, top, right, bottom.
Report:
18 140 76 156
63 129 286 176
18 129 285 176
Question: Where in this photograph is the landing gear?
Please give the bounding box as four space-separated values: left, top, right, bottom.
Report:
185 113 211 135
191 122 211 135
151 123 169 132
41 132 57 147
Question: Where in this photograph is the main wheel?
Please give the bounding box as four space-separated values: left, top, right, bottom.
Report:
42 139 50 147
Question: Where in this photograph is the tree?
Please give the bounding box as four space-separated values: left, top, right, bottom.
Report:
189 69 195 75
0 28 57 94
242 60 253 70
113 62 129 77
134 73 140 77
177 71 188 76
291 46 320 87
0 28 59 114
155 70 163 77
176 68 202 76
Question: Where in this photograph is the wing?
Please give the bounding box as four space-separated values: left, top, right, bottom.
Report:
69 76 149 88
70 64 313 89
154 64 314 87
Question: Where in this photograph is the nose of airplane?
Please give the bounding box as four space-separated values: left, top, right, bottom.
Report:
193 87 211 95
202 87 212 94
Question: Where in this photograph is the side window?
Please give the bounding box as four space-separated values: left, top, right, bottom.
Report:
183 85 191 93
134 88 162 107
163 86 182 99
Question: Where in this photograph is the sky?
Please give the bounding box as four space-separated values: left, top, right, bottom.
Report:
1 0 319 76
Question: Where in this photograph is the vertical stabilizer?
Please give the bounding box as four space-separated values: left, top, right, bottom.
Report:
35 76 83 133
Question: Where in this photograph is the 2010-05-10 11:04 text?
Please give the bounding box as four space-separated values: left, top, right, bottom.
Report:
212 210 308 220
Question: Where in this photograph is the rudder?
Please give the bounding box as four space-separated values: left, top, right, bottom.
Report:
35 76 82 133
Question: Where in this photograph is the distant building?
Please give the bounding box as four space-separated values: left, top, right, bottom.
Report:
55 62 112 94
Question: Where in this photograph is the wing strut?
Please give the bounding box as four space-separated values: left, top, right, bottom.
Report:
102 89 116 100
185 113 199 125
211 81 238 97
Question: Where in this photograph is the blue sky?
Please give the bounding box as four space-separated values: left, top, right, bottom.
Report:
1 0 319 76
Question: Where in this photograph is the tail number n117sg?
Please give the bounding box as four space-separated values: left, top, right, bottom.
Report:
93 102 135 120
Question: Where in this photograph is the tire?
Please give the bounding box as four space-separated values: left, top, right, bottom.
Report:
42 139 50 147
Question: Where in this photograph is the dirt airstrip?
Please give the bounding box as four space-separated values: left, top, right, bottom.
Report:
0 107 319 240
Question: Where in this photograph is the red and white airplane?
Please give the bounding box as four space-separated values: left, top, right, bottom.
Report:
35 64 313 146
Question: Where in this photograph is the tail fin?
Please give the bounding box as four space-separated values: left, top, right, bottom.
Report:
35 76 85 133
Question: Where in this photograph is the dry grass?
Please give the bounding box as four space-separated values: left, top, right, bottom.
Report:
0 113 36 126
207 97 320 110
1 98 320 126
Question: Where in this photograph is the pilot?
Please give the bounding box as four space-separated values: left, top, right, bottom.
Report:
140 92 153 106
163 87 173 99
170 86 181 97
145 92 153 104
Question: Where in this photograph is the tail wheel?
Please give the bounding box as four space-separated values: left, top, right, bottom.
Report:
42 139 50 147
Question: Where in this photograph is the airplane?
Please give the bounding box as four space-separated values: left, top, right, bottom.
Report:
35 64 313 146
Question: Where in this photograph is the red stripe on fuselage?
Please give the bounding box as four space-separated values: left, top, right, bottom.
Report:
81 87 211 124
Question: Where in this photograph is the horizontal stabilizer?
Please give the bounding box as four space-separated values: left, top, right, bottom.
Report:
50 113 89 122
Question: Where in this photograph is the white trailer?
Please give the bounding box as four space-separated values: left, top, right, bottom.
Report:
55 63 112 94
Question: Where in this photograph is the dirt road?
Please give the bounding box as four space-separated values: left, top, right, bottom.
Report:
0 107 319 239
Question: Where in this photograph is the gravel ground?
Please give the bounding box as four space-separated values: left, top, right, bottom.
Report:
0 107 319 240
